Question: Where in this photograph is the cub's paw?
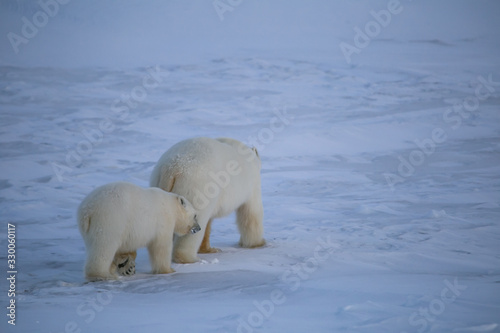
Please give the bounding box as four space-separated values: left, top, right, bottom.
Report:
115 254 136 276
198 247 221 254
154 267 175 275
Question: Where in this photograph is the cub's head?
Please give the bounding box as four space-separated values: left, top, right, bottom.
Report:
174 195 201 236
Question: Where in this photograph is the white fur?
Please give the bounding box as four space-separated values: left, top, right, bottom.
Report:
77 182 198 281
150 137 265 263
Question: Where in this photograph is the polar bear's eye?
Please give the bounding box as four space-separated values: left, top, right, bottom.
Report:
180 197 185 207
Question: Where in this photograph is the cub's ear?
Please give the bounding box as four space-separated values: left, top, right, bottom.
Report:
178 196 186 207
252 147 260 158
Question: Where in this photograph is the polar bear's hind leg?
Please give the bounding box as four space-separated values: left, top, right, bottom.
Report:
84 245 120 281
236 198 265 248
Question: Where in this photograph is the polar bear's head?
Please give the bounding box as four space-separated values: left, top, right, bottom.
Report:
174 195 201 235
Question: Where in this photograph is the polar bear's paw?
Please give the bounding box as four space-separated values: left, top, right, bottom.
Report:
173 251 200 264
115 254 136 276
198 247 221 254
155 267 176 274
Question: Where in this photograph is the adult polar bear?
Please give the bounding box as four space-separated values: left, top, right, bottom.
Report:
151 137 265 263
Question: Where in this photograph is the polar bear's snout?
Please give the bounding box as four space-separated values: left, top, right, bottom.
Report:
190 223 201 234
190 216 201 234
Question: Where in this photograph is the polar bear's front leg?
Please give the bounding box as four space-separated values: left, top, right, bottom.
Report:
198 219 221 254
173 228 205 263
148 237 175 274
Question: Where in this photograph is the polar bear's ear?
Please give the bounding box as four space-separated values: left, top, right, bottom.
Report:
252 147 260 158
178 196 186 207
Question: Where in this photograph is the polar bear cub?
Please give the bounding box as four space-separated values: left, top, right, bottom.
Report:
78 181 201 281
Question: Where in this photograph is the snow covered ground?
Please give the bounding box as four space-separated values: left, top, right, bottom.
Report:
1 1 499 332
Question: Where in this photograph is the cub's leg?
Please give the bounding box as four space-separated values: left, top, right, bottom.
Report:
148 236 175 274
85 244 120 281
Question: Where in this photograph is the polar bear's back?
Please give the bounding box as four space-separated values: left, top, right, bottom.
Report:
153 137 219 172
77 182 165 237
150 137 258 189
150 137 261 216
78 182 132 235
